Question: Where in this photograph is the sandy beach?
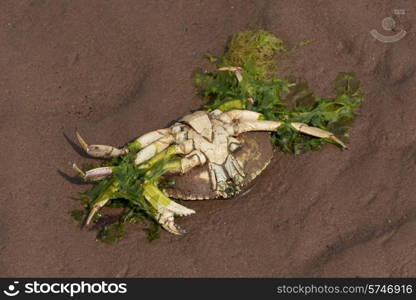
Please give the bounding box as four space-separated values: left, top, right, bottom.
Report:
0 0 415 277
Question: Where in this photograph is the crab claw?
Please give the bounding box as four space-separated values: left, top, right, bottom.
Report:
72 163 86 178
156 210 187 235
143 182 195 235
73 164 114 181
76 131 128 158
85 197 110 226
217 66 243 82
84 181 118 226
290 123 347 149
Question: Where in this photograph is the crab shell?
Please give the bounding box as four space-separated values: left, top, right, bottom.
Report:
164 132 274 200
75 107 346 235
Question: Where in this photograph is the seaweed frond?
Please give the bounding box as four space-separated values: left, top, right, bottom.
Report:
194 30 363 154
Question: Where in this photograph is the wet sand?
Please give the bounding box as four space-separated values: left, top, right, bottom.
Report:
1 0 415 277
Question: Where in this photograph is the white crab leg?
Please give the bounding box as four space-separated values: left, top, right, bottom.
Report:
217 66 243 82
170 150 207 174
235 120 283 134
133 128 172 148
143 145 205 174
155 210 185 235
73 164 113 181
225 110 263 122
134 135 175 165
235 120 346 148
85 167 113 181
72 163 86 178
290 122 346 148
208 162 229 197
138 140 194 169
76 132 129 158
224 155 245 185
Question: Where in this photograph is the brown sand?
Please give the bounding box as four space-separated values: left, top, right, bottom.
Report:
0 0 415 277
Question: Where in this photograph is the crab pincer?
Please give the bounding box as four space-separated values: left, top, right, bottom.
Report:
142 182 195 235
76 132 128 158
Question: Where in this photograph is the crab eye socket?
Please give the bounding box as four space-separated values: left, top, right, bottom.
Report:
228 137 242 152
171 124 184 134
229 143 241 152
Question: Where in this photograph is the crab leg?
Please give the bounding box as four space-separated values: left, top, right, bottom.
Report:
217 66 243 82
143 182 195 235
85 181 118 226
72 163 86 178
76 129 172 159
139 145 179 169
132 128 172 148
224 154 245 185
213 109 262 124
235 120 283 134
81 159 189 230
76 132 129 158
170 150 207 174
225 110 263 122
290 122 346 148
73 164 114 181
139 140 194 169
134 135 175 165
235 119 346 148
208 162 229 197
142 142 206 175
83 173 195 234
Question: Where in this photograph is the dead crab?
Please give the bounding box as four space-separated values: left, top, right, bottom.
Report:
74 108 345 235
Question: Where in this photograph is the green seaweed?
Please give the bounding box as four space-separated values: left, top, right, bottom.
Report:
194 30 363 154
70 144 177 243
69 209 87 222
225 30 286 79
97 223 127 244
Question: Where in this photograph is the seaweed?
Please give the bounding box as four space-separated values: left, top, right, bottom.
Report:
225 30 286 79
70 145 177 243
194 30 363 154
